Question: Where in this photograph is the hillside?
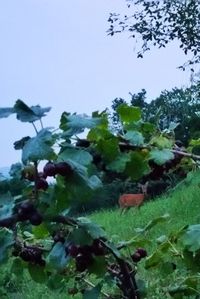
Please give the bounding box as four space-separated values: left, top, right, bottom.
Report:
3 170 200 299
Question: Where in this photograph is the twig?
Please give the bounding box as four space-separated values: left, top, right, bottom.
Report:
31 122 38 134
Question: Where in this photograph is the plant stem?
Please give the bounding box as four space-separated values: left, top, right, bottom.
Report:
32 122 38 134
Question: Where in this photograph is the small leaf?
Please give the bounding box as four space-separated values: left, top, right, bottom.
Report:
14 100 51 123
59 148 93 166
117 104 141 123
46 242 70 270
107 153 131 172
150 149 174 165
28 263 47 283
13 136 31 150
125 152 150 180
124 130 144 146
0 107 14 118
180 224 200 252
22 129 55 163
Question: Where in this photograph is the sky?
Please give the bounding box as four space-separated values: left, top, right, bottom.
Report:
0 0 192 167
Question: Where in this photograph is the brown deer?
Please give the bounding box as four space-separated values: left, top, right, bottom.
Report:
119 182 149 214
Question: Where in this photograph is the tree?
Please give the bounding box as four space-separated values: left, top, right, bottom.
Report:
108 0 200 70
110 82 200 145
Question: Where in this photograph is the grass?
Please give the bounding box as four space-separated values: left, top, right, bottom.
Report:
2 171 200 298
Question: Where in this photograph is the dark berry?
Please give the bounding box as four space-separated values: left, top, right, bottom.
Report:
75 253 93 272
68 244 80 257
79 245 92 255
36 178 48 190
20 201 35 213
53 234 65 244
131 252 141 263
136 248 147 258
20 250 31 262
30 212 43 226
55 162 73 177
17 208 29 221
76 139 90 148
91 239 105 256
68 287 78 295
43 162 57 177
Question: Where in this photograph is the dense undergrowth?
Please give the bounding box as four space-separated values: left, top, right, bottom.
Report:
1 170 200 299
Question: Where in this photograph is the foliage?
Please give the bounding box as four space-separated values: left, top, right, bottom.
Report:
0 100 199 298
108 0 200 70
110 82 200 145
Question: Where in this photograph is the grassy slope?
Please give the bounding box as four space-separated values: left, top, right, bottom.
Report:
4 171 200 299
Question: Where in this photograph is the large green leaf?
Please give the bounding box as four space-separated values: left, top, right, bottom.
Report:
125 152 150 180
59 148 93 166
124 130 144 146
14 100 51 122
117 104 141 123
87 128 113 142
0 228 14 264
77 217 106 240
180 224 200 252
0 107 14 118
22 129 55 163
106 153 131 173
46 242 71 270
150 135 173 149
60 112 103 136
96 137 120 162
150 149 174 165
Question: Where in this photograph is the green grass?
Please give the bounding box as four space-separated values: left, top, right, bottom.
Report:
2 171 200 298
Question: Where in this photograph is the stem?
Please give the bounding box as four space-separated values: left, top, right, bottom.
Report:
33 161 39 201
100 240 140 299
32 122 38 134
39 119 43 129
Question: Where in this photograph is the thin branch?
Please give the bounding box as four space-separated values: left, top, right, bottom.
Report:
39 119 44 129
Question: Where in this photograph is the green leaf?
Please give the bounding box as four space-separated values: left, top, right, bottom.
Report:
106 153 131 173
0 107 14 118
13 136 31 150
0 228 14 264
150 135 173 149
46 242 71 271
59 148 93 166
87 128 113 142
77 217 107 240
11 258 24 277
14 100 51 122
88 256 107 277
22 129 55 163
83 283 102 299
60 112 103 136
150 149 174 165
70 227 93 246
180 224 200 252
145 250 163 269
47 273 65 290
117 104 141 123
96 137 120 162
124 130 144 146
135 214 170 233
0 192 14 220
125 152 150 180
32 223 49 239
28 263 47 283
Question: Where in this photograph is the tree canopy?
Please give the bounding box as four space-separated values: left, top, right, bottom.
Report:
108 0 200 70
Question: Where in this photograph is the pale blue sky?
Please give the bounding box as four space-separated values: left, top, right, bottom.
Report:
0 0 191 166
